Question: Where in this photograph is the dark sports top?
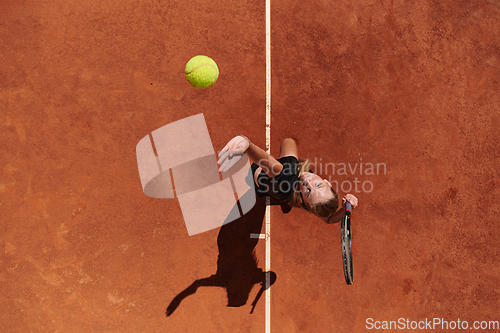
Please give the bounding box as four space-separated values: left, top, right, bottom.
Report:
251 156 300 203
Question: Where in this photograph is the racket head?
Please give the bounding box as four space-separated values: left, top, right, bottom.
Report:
341 213 353 285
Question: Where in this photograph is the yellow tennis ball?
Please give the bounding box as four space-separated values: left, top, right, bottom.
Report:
185 55 219 89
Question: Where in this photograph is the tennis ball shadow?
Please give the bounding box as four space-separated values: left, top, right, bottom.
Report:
166 191 277 316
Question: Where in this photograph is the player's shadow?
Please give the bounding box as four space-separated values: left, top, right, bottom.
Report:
166 190 291 316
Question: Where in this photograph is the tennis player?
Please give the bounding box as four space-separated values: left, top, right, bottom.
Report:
218 136 358 224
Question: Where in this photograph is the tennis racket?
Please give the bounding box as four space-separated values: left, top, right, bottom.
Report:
341 201 353 285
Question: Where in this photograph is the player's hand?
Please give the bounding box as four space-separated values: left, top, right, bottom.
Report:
343 194 358 209
217 135 250 172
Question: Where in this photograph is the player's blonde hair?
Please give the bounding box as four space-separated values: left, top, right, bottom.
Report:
287 158 339 219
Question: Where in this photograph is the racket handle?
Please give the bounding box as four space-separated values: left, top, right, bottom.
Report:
345 201 352 213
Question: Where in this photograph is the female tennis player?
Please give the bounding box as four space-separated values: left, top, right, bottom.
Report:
217 135 358 224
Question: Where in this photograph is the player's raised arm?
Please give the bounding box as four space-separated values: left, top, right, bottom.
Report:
217 135 283 177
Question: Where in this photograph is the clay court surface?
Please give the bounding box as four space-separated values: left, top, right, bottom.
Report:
1 0 500 332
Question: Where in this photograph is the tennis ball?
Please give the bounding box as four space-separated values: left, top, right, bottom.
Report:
185 55 219 89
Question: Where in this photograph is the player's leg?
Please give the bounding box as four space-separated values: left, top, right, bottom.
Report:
278 138 298 159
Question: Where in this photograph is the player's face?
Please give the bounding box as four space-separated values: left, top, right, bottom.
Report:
299 172 333 206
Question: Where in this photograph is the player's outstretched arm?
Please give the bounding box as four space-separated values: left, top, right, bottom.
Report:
218 135 283 177
324 209 344 224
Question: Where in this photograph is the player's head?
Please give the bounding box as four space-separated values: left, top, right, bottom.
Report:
299 172 334 205
290 159 339 218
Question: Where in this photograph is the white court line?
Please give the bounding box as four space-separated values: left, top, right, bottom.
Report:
265 0 271 332
250 1 271 330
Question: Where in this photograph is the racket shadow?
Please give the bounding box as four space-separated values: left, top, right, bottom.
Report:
166 191 277 317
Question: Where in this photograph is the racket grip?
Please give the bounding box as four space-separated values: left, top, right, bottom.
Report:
345 201 352 213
